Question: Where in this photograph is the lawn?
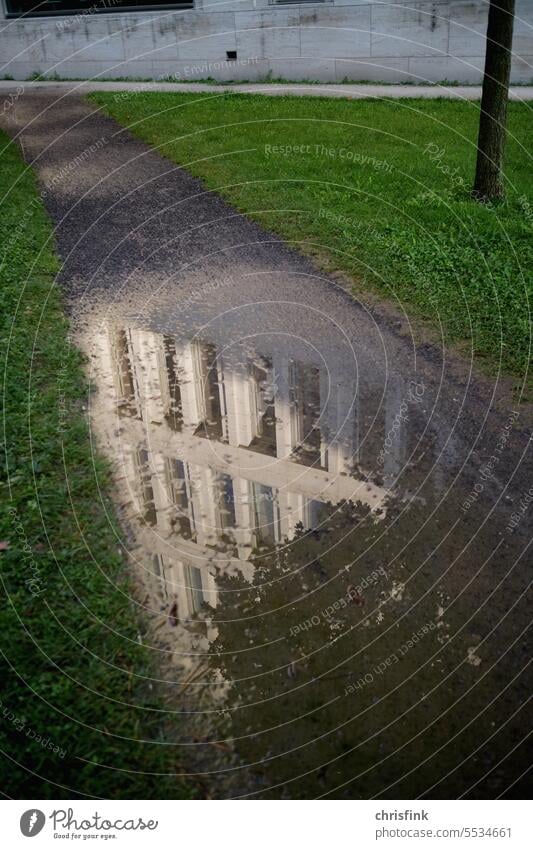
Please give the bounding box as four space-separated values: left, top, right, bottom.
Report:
0 130 193 798
90 91 532 377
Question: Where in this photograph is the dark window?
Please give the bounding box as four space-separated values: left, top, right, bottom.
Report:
163 335 183 432
5 0 192 17
248 357 277 457
218 473 236 529
136 448 157 526
252 482 278 547
289 361 324 468
194 341 226 441
114 328 139 419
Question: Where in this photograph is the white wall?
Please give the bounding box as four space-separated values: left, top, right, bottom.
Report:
0 1 532 84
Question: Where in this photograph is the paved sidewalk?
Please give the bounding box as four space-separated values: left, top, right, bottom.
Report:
1 79 533 101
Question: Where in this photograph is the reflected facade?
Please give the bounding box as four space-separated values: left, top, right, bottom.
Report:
90 320 394 633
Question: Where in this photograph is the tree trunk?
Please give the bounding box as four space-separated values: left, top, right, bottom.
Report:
473 0 516 202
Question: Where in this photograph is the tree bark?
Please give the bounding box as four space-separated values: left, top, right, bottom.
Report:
473 0 516 202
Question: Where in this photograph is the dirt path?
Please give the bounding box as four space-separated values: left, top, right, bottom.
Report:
1 89 531 798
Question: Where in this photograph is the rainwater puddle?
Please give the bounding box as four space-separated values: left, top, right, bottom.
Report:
78 296 530 799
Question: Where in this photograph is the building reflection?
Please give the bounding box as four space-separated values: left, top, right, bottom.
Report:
88 319 416 672
81 310 507 797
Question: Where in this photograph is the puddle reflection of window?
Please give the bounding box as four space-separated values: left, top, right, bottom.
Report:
306 498 326 531
194 342 226 441
248 357 277 457
289 362 324 468
252 482 279 547
218 473 237 529
165 458 195 540
184 564 205 614
137 448 156 525
163 336 183 432
152 553 168 602
114 328 139 418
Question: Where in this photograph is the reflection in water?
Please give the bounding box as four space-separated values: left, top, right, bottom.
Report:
92 320 388 616
86 312 530 799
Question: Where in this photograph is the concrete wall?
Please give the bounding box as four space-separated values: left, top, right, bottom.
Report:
1 0 532 84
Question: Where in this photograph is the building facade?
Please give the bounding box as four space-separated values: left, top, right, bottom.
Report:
86 313 451 676
1 0 532 84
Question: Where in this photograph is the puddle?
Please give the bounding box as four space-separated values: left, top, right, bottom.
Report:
79 297 531 799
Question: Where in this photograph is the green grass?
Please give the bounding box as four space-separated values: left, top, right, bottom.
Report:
90 91 532 376
0 131 194 798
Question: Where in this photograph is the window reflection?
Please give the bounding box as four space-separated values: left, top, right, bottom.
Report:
248 357 277 456
252 482 279 547
113 328 139 419
184 564 206 614
194 341 225 441
165 458 195 540
136 447 156 526
288 361 324 468
163 336 183 432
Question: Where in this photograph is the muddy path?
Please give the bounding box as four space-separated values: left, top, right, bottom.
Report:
2 89 531 799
